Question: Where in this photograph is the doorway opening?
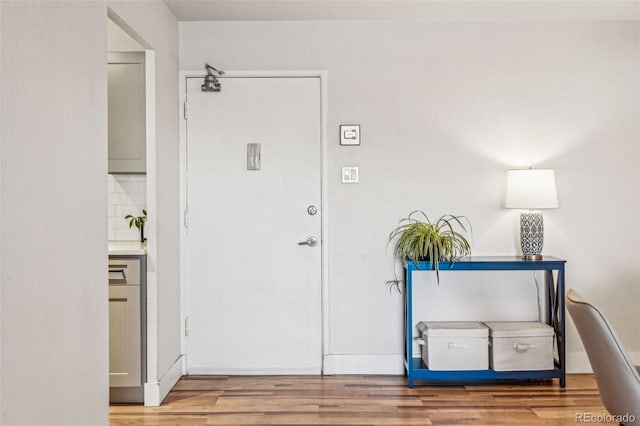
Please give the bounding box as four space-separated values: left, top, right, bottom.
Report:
106 11 158 405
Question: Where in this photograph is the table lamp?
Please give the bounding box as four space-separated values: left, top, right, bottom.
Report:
506 169 558 260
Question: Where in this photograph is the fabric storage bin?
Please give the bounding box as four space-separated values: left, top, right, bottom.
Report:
484 322 554 371
417 321 489 371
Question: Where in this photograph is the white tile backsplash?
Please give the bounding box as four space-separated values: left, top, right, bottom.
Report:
108 174 146 241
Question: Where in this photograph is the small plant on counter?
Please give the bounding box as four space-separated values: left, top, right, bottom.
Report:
386 210 471 291
124 209 147 243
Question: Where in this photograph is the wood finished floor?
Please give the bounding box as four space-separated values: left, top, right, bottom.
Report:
109 374 609 425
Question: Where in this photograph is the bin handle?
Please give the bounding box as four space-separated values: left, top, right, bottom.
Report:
514 343 535 352
448 343 469 349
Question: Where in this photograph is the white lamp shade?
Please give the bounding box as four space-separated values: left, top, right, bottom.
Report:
506 169 558 209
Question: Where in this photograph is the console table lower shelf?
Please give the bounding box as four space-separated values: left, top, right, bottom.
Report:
405 358 563 385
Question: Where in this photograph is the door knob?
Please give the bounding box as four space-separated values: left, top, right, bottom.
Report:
298 236 318 247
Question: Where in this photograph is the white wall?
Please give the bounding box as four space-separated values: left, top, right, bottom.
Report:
108 17 144 51
0 1 180 422
1 1 4 422
108 1 181 402
1 2 109 425
180 20 640 373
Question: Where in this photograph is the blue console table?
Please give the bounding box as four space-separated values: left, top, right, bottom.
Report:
404 256 566 388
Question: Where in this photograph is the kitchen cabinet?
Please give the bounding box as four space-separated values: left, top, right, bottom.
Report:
109 254 146 403
109 285 141 387
108 52 146 174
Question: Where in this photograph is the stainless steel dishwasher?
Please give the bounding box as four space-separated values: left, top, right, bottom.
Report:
109 255 147 403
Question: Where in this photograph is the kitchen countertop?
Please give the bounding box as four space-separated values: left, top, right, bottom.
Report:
109 241 147 255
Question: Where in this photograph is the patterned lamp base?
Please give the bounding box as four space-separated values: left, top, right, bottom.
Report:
520 211 544 260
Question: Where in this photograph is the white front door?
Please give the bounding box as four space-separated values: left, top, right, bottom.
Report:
184 76 322 374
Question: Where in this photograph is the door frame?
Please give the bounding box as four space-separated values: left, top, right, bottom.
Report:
178 70 329 372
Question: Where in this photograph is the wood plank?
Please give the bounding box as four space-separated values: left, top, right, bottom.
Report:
110 374 607 425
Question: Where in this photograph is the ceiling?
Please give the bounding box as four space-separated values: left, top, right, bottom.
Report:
163 0 640 22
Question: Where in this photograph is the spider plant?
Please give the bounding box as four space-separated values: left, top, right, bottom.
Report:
386 210 471 291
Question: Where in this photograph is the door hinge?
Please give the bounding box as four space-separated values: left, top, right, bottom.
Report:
183 101 188 120
184 316 190 337
184 209 189 228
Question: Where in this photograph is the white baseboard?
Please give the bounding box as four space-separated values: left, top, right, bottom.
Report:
567 351 640 374
188 366 321 375
159 355 184 402
322 352 640 376
144 351 640 389
323 354 404 375
144 355 184 406
144 381 159 407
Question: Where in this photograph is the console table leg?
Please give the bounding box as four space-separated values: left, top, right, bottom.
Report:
405 265 414 388
558 267 566 388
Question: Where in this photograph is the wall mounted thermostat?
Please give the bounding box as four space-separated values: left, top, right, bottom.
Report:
340 125 360 146
341 166 359 183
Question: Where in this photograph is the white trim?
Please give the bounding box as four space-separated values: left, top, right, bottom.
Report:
143 49 158 401
195 69 327 79
178 70 329 373
159 355 184 403
143 382 159 407
178 71 188 364
144 355 184 406
188 366 321 375
323 354 404 375
319 71 330 366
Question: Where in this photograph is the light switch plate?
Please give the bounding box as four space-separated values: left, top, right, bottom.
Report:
340 125 360 146
341 166 359 183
